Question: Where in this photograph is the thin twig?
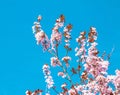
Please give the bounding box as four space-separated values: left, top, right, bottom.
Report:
52 87 60 95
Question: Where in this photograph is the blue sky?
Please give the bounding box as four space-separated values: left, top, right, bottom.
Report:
0 0 120 95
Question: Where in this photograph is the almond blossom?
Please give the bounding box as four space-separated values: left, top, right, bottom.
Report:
50 57 60 67
42 64 54 94
58 72 66 78
63 24 72 47
75 31 87 63
50 15 65 50
27 15 120 95
62 56 71 67
114 69 120 94
68 88 77 95
32 15 50 51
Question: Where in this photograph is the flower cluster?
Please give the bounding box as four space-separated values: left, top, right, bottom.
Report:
51 15 65 50
27 15 120 95
62 56 71 67
32 15 50 51
25 89 43 95
88 27 97 43
63 24 72 47
50 57 60 67
58 72 66 78
113 70 120 94
42 64 54 90
75 31 87 63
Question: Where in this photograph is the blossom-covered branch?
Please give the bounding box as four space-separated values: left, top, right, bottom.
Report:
27 15 120 95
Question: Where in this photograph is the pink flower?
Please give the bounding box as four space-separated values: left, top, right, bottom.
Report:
115 69 120 76
42 64 54 89
68 89 76 95
31 16 120 95
55 18 64 27
98 60 109 74
50 15 65 49
32 16 50 51
34 31 50 51
61 83 67 88
62 56 71 67
37 15 42 21
50 57 60 67
58 72 66 78
75 47 84 56
62 56 71 61
91 42 98 47
90 27 96 33
75 47 79 52
51 32 62 42
25 90 32 95
35 31 45 44
76 85 83 92
114 69 120 90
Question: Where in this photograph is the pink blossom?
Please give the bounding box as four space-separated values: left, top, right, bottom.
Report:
90 27 96 33
35 31 50 51
50 15 65 49
51 32 62 42
114 69 120 91
55 18 64 27
50 57 60 67
42 64 54 89
58 72 66 78
91 42 98 47
61 83 67 88
68 89 76 95
107 75 115 81
115 69 120 76
75 47 84 56
76 85 83 92
62 56 71 67
34 31 46 44
30 16 120 95
75 47 79 52
75 32 86 63
25 90 32 95
32 16 50 51
62 56 71 61
37 15 42 21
